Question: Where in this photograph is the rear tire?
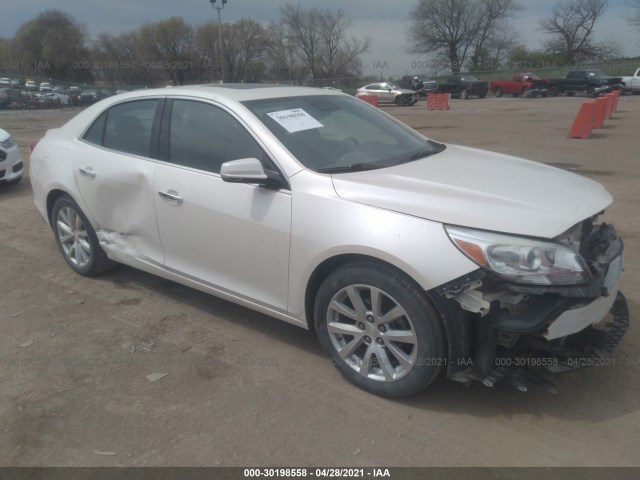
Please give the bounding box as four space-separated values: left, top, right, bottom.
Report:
314 262 445 398
51 194 117 276
459 88 469 100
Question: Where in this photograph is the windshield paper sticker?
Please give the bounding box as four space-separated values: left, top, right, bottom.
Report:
267 109 324 133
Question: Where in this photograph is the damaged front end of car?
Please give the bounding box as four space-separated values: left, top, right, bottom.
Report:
432 215 629 392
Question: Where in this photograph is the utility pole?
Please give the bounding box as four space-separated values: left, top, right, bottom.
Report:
209 0 228 83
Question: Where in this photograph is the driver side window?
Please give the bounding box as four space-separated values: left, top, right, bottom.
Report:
167 100 268 174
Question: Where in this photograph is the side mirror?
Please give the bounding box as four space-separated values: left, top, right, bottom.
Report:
220 158 268 184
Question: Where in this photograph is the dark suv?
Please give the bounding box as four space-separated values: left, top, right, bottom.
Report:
438 75 489 99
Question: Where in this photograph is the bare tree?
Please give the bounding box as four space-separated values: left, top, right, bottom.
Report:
409 0 520 73
630 0 640 31
221 20 267 83
137 17 201 85
408 0 480 73
471 24 519 71
93 31 154 86
13 9 89 81
540 0 609 63
264 20 296 82
469 0 522 70
279 5 369 84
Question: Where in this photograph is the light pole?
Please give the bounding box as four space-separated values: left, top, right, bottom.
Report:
209 0 228 83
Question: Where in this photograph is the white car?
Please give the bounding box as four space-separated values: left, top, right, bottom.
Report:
29 85 628 397
356 82 419 106
0 128 23 185
622 67 640 94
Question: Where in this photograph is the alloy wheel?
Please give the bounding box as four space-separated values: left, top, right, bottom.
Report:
326 284 418 382
56 206 92 268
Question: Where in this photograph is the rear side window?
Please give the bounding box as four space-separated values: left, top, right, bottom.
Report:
98 100 158 157
83 112 107 145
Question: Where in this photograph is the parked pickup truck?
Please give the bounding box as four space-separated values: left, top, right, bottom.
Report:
547 70 623 97
490 73 550 98
622 68 640 95
437 75 488 99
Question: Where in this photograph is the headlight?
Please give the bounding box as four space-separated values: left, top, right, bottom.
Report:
1 136 16 149
445 225 592 286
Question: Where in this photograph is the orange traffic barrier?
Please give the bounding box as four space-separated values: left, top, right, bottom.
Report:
593 98 607 129
567 101 595 139
427 93 450 110
604 93 615 119
612 90 620 113
356 94 378 107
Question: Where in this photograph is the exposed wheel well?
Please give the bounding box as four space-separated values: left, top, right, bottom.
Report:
46 189 70 226
304 254 420 332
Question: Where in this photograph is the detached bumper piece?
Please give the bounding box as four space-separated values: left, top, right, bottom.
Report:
547 292 629 373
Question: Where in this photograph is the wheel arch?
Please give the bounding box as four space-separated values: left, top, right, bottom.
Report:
304 253 473 378
305 254 413 332
46 189 74 226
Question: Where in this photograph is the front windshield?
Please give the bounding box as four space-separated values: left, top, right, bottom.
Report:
243 95 444 173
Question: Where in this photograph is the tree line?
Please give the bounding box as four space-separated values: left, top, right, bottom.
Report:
1 1 639 87
0 5 369 87
409 0 636 73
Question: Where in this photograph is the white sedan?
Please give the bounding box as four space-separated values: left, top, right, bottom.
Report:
0 128 23 185
29 85 628 397
356 82 419 106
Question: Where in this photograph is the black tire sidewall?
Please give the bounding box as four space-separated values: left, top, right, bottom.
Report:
314 263 444 398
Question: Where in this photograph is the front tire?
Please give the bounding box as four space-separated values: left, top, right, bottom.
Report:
459 88 469 100
395 95 409 107
314 262 445 398
51 195 117 276
493 87 503 98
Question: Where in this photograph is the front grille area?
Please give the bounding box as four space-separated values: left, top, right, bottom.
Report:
0 169 5 179
0 150 6 161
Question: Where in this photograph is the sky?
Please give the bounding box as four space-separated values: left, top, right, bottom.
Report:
2 0 638 76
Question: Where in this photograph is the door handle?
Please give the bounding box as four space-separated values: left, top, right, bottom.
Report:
79 167 96 178
158 190 183 204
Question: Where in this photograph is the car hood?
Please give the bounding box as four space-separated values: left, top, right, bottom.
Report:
331 145 612 238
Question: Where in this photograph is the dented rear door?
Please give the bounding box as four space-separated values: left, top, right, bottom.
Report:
72 98 164 265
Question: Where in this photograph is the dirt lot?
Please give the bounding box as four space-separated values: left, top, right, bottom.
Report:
1 95 639 467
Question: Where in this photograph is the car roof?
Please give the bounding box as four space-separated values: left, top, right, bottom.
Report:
109 84 340 103
58 84 347 137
